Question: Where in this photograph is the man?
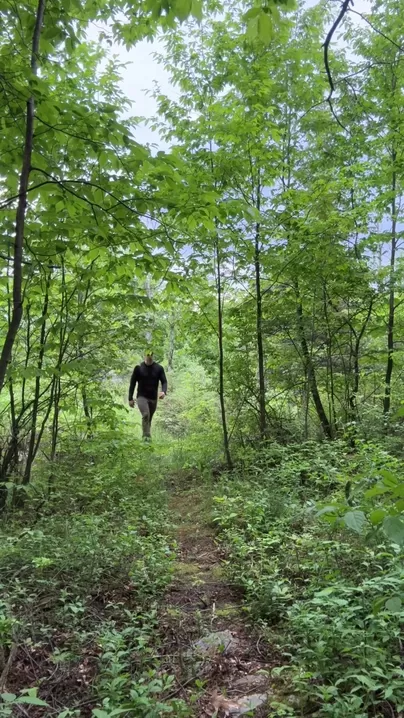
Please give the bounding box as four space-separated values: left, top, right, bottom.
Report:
128 351 167 441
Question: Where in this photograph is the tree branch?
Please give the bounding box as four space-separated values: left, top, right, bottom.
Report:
323 0 352 130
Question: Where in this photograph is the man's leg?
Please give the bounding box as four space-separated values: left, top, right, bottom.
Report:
137 396 151 438
148 399 157 428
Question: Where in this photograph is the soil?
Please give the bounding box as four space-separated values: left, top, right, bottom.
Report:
159 482 277 717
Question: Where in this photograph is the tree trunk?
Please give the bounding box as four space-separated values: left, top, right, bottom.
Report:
254 175 266 439
383 172 397 417
48 377 61 493
296 292 333 439
215 240 233 470
168 314 175 370
0 0 46 393
82 385 93 436
23 273 51 485
322 285 337 432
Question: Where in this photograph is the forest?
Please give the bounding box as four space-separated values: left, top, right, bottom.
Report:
2 0 404 715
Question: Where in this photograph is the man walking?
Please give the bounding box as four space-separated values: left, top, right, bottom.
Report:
128 351 168 441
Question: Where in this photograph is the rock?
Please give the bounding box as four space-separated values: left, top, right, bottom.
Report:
191 630 239 658
231 673 269 693
211 690 268 716
238 693 267 715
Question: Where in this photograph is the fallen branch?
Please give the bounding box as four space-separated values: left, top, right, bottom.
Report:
0 642 18 691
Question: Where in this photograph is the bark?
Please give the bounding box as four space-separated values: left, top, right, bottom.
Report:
23 273 51 485
383 169 397 417
322 285 337 433
216 240 233 470
0 0 46 392
168 316 175 371
48 377 61 493
296 291 333 439
349 297 373 423
82 385 93 436
254 175 266 439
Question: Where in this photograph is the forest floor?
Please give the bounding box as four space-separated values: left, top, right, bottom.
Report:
3 470 278 718
161 475 277 717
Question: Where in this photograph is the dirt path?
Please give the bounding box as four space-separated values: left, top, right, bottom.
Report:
160 481 275 717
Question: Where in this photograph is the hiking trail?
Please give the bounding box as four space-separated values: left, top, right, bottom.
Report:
160 476 276 717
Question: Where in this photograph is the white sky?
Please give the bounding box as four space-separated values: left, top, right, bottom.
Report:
87 0 371 149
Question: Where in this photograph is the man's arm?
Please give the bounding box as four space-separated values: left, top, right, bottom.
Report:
129 367 138 402
160 366 168 396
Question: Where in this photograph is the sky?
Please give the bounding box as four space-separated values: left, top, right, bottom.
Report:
87 0 372 150
86 25 172 148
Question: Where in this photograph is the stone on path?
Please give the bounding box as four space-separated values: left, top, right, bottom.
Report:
211 689 268 716
191 630 239 657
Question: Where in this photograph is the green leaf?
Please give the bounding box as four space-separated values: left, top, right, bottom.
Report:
383 516 404 545
385 597 402 613
16 697 49 706
258 11 273 42
364 484 389 499
191 0 202 19
174 0 192 21
315 587 335 596
380 470 398 488
1 694 16 703
369 508 386 525
243 7 262 20
372 597 386 615
348 674 380 690
343 510 366 533
316 505 338 517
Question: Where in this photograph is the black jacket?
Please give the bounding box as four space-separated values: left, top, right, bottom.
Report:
129 362 168 401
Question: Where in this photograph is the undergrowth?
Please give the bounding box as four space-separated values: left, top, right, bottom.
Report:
0 429 190 717
213 440 404 717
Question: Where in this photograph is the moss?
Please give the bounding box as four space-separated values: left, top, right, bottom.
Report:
215 604 239 618
173 561 202 576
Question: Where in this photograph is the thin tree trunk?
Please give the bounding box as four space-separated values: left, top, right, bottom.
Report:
168 314 175 370
82 386 93 436
383 171 397 417
322 285 337 432
303 372 309 441
0 0 46 393
215 240 233 470
254 174 266 439
23 273 51 485
296 291 333 439
349 297 374 422
48 377 61 493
